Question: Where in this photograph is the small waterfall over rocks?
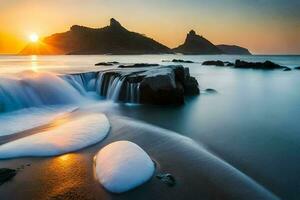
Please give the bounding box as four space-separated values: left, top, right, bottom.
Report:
0 65 199 113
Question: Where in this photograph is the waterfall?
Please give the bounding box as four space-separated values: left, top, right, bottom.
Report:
0 72 83 113
0 70 142 113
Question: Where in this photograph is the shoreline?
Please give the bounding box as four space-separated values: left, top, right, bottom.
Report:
0 113 278 200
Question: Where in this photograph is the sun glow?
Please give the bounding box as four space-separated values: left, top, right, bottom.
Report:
29 33 39 43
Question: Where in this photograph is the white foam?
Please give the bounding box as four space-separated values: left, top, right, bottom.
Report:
0 106 76 136
95 141 155 193
0 113 110 159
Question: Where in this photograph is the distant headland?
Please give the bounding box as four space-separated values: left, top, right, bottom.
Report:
20 18 251 55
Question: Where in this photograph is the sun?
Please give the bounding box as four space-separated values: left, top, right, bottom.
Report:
29 33 39 43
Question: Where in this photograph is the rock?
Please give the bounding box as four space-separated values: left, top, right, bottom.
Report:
156 173 176 187
171 59 195 63
235 60 287 70
118 63 160 68
217 44 252 55
95 141 155 193
174 30 222 55
205 88 217 93
95 62 119 66
67 65 199 105
0 168 17 185
294 66 300 70
225 62 235 66
202 60 225 66
283 68 292 71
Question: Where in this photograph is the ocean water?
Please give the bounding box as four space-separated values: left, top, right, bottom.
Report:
0 54 300 199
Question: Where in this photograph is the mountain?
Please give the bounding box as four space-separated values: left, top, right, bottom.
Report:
173 30 222 55
217 44 251 55
20 18 172 55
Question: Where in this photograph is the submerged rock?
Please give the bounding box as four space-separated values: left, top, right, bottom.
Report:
0 168 17 185
283 68 292 71
171 59 195 63
202 60 225 66
205 88 218 93
235 60 288 70
294 66 300 70
156 173 176 187
95 62 119 66
118 63 159 68
95 141 155 193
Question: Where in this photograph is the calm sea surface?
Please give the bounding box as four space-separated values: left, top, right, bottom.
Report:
1 54 300 199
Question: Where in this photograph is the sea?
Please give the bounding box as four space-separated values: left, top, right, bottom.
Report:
0 54 300 199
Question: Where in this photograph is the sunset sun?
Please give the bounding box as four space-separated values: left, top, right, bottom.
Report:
29 33 39 43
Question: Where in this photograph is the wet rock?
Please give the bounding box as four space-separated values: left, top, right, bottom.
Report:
95 62 119 66
0 168 17 185
69 65 199 105
156 173 176 187
202 60 225 66
205 88 217 93
283 68 292 71
224 61 235 66
235 60 287 70
171 59 195 63
294 66 300 70
118 63 159 68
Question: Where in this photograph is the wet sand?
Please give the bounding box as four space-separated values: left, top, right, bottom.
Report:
0 114 279 200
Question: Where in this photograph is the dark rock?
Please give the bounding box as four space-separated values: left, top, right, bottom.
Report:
118 63 160 68
171 59 195 63
205 88 217 93
217 44 252 55
67 65 199 105
202 60 225 66
20 18 173 55
173 30 222 55
156 173 176 187
283 68 292 71
0 168 17 185
294 66 300 70
225 62 235 66
95 62 119 66
235 60 287 70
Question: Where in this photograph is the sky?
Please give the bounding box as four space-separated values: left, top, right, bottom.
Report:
0 0 299 54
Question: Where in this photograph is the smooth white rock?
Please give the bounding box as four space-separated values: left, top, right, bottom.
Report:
95 141 155 193
0 113 110 159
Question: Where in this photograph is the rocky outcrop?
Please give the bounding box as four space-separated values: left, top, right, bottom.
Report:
20 18 173 55
0 168 17 185
174 30 222 55
201 59 291 71
235 60 290 70
217 45 251 55
164 59 195 63
63 65 199 105
95 62 119 66
202 60 225 66
118 63 159 68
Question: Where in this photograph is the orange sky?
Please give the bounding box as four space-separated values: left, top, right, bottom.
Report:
0 0 299 54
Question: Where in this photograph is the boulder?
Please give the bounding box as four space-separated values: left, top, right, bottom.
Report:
0 168 17 185
235 60 287 70
202 60 225 66
294 66 300 70
118 63 159 68
95 62 119 66
67 65 199 105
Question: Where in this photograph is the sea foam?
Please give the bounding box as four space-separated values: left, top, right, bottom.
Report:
95 141 155 193
0 113 110 159
0 106 76 136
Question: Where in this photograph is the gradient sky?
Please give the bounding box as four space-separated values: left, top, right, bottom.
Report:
0 0 299 54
